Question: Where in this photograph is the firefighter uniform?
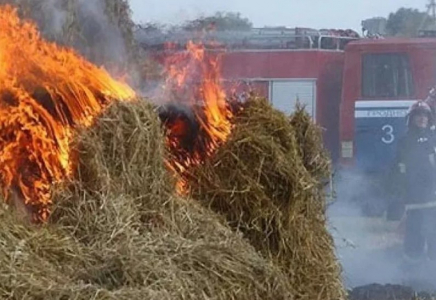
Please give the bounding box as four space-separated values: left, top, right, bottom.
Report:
396 101 436 260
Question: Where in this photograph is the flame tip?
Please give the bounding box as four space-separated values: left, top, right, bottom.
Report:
0 6 136 221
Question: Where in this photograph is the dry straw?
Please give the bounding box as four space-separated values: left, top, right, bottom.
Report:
0 1 346 298
0 100 294 300
189 96 346 300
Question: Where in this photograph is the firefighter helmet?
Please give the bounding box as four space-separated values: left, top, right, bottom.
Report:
406 101 433 127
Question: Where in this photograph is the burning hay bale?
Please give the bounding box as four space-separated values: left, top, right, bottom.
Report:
188 96 346 300
0 4 342 298
0 4 137 222
0 100 294 299
289 103 331 181
0 7 294 298
51 100 294 299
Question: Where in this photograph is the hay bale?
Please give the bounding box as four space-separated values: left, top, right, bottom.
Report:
0 99 294 299
289 103 331 181
189 97 346 300
0 203 97 299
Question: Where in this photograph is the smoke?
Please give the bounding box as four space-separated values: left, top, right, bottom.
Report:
327 170 436 292
38 0 68 37
15 0 139 84
75 0 128 66
136 79 167 105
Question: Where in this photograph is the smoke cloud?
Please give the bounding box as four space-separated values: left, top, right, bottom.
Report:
39 0 67 37
328 170 436 292
75 0 128 66
10 0 139 85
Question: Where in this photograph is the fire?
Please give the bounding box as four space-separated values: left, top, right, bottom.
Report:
0 5 136 221
161 41 238 193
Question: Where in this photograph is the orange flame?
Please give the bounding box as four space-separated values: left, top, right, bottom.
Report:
162 41 237 193
0 5 136 221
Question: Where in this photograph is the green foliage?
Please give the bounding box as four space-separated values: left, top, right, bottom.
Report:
386 7 430 37
183 12 253 31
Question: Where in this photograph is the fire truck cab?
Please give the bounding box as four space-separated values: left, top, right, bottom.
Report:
340 38 436 170
338 38 436 214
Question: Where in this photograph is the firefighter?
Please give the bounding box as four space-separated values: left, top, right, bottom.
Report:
424 85 436 129
396 101 436 261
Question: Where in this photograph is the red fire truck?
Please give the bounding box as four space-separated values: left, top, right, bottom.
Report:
138 27 436 203
217 28 356 163
340 38 436 170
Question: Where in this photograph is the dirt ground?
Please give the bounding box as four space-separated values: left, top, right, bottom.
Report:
327 200 436 293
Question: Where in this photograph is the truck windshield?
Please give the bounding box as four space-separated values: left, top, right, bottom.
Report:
362 53 414 98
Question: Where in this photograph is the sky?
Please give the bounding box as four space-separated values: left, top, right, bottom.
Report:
129 0 429 33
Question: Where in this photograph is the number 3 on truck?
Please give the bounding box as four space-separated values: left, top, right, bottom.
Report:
381 124 394 144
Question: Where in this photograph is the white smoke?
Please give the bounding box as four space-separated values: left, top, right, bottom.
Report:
40 0 67 36
20 0 135 80
75 0 128 66
328 170 436 292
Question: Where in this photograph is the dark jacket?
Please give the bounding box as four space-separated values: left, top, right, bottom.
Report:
396 127 436 204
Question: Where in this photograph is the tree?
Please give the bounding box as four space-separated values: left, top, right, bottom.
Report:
136 22 167 35
386 7 430 37
182 12 252 31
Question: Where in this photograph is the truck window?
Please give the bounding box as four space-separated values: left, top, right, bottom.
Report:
362 53 414 98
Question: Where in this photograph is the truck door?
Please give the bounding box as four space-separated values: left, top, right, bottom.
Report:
354 100 415 172
354 53 416 173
